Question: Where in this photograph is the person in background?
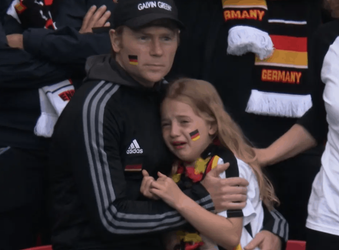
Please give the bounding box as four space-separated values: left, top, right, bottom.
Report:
0 0 112 248
305 0 339 249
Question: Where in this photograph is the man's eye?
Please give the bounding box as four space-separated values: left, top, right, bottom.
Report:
162 123 170 127
162 36 172 41
139 36 148 41
180 120 189 124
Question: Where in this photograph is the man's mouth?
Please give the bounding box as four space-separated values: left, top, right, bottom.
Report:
145 64 164 68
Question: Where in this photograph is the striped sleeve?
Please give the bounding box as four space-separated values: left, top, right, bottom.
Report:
262 206 289 243
74 81 214 239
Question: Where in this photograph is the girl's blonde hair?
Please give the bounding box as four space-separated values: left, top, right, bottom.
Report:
164 78 279 210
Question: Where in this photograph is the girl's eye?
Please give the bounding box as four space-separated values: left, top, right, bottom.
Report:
180 120 189 124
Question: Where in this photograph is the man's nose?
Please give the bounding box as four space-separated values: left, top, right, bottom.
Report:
150 39 163 57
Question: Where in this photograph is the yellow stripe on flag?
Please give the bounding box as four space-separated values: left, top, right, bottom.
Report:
184 233 202 243
129 62 138 66
233 244 242 250
222 0 267 8
192 135 200 141
172 173 181 183
255 49 308 68
211 156 220 170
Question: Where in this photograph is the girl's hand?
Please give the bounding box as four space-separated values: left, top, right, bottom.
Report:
140 170 159 200
150 172 187 209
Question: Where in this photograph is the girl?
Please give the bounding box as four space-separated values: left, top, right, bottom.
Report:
141 78 278 250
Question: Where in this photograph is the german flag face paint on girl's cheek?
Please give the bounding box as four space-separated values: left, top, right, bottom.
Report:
128 55 138 65
190 129 200 141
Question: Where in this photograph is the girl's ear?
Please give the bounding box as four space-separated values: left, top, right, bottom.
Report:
208 122 217 136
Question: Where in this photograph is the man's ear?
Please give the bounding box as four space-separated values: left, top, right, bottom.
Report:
110 29 121 53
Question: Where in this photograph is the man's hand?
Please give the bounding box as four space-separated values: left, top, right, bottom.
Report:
244 230 282 250
200 163 248 212
6 34 23 49
79 5 111 34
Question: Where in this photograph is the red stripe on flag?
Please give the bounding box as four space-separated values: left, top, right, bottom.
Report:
191 133 200 140
44 0 53 6
125 164 142 171
271 35 307 52
205 157 214 174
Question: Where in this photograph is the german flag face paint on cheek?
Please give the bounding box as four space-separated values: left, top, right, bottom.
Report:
190 129 200 141
128 55 138 65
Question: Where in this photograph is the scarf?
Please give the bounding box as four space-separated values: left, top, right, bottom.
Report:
246 1 312 118
7 0 75 137
171 156 241 250
222 0 273 60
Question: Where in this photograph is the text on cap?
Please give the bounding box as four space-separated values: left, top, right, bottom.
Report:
138 1 172 11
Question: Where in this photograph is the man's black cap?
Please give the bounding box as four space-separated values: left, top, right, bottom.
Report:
112 0 184 29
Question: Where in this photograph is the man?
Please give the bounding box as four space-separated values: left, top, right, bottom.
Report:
49 0 286 249
0 19 72 250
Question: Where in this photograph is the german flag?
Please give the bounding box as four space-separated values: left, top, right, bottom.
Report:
190 130 200 141
124 164 142 172
255 35 308 69
128 55 138 66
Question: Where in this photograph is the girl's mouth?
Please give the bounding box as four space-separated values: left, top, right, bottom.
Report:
171 141 186 149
